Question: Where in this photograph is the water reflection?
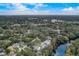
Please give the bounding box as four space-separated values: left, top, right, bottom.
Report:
54 43 70 56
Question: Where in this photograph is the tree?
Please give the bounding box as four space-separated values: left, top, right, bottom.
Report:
17 47 36 56
0 40 12 48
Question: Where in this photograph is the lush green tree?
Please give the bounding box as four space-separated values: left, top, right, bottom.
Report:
17 47 36 56
0 40 12 48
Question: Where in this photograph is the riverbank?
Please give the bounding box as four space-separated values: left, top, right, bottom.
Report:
53 35 79 56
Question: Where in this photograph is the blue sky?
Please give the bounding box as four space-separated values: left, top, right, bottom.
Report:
0 3 79 15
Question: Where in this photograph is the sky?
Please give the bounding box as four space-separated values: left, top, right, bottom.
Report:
0 3 79 15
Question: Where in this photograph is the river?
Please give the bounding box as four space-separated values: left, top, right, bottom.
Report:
54 43 71 56
53 35 79 56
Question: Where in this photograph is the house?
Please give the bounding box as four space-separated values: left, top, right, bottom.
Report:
33 36 52 51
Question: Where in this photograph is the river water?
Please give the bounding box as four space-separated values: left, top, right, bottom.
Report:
54 43 70 56
53 34 79 56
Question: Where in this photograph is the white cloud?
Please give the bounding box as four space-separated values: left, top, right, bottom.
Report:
62 7 74 11
0 3 51 15
24 3 47 9
35 3 46 7
8 3 37 14
1 3 79 15
0 3 49 15
13 3 30 11
61 6 79 15
33 3 47 9
0 10 52 15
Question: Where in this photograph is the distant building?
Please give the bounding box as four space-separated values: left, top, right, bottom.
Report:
11 24 20 27
57 20 63 22
51 19 63 23
51 19 57 23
